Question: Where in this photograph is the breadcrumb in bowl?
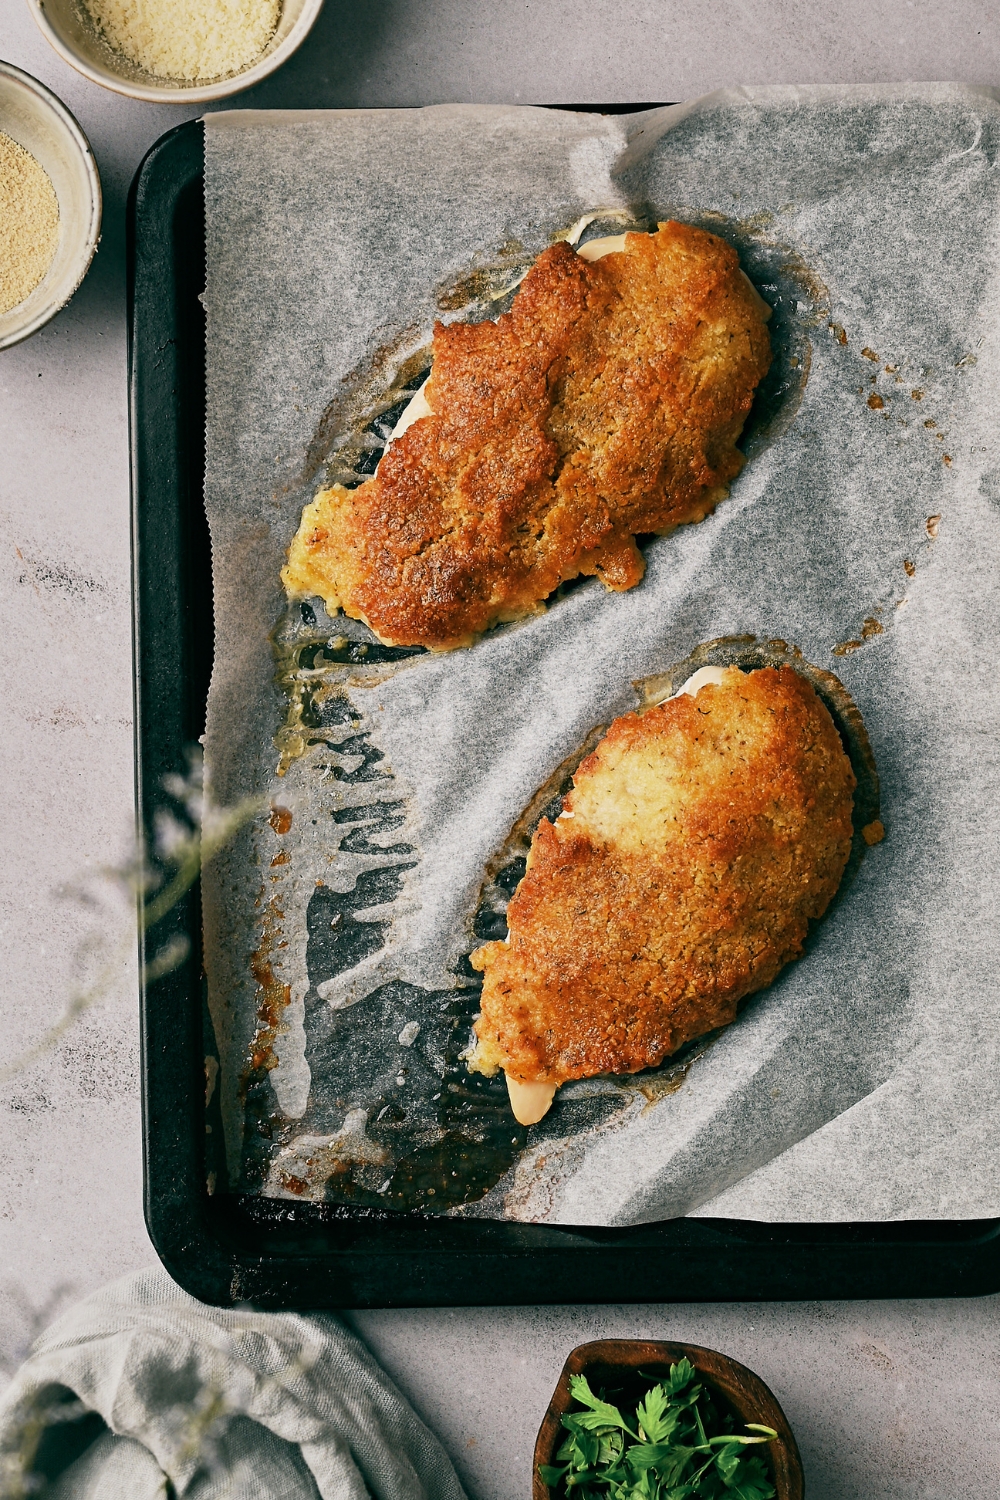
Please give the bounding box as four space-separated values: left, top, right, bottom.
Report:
0 63 101 351
468 665 858 1123
83 0 281 83
27 0 323 103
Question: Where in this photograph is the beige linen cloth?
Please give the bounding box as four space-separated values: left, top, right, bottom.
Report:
0 1269 467 1499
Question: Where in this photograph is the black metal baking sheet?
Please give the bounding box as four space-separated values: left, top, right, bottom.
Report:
128 116 1000 1308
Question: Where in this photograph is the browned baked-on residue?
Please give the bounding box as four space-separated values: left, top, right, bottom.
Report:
634 1047 714 1109
861 347 879 362
942 454 952 467
832 616 882 655
927 514 941 538
247 900 290 1077
911 389 923 400
435 236 527 311
282 221 772 650
269 804 293 835
468 666 855 1086
904 558 916 577
867 392 885 410
270 850 290 867
862 819 886 846
830 322 848 346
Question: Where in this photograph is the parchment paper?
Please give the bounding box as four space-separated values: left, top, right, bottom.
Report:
202 88 1000 1224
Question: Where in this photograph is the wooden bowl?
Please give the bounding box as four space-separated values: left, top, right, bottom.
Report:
533 1339 804 1500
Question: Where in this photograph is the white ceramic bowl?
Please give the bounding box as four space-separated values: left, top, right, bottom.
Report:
25 0 325 104
0 61 101 351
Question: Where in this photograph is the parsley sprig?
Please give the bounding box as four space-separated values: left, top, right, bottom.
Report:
538 1359 778 1499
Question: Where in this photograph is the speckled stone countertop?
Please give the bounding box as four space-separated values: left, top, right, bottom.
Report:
2 2 999 1494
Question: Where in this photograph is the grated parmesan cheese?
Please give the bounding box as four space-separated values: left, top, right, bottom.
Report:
0 133 60 316
84 0 281 82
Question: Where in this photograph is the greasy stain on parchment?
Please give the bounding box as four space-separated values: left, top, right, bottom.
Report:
831 504 946 656
247 597 674 1214
237 598 528 1213
240 893 290 1102
821 314 968 657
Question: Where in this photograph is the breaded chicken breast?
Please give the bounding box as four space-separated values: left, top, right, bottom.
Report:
282 222 772 650
468 666 856 1124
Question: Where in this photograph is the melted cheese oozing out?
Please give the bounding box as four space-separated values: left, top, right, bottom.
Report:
575 232 628 262
740 268 772 321
387 383 433 443
670 665 728 699
506 1075 558 1126
503 665 728 1124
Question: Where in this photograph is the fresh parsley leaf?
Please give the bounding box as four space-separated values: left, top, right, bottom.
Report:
729 1474 775 1500
599 1432 625 1465
713 1444 742 1482
729 1454 775 1500
636 1383 678 1444
568 1375 638 1434
573 1409 634 1434
623 1442 675 1472
579 1430 601 1467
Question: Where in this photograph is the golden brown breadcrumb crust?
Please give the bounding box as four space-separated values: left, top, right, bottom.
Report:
282 222 772 650
469 667 855 1085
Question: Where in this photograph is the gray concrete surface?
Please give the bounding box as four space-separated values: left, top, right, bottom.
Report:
1 2 998 1494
